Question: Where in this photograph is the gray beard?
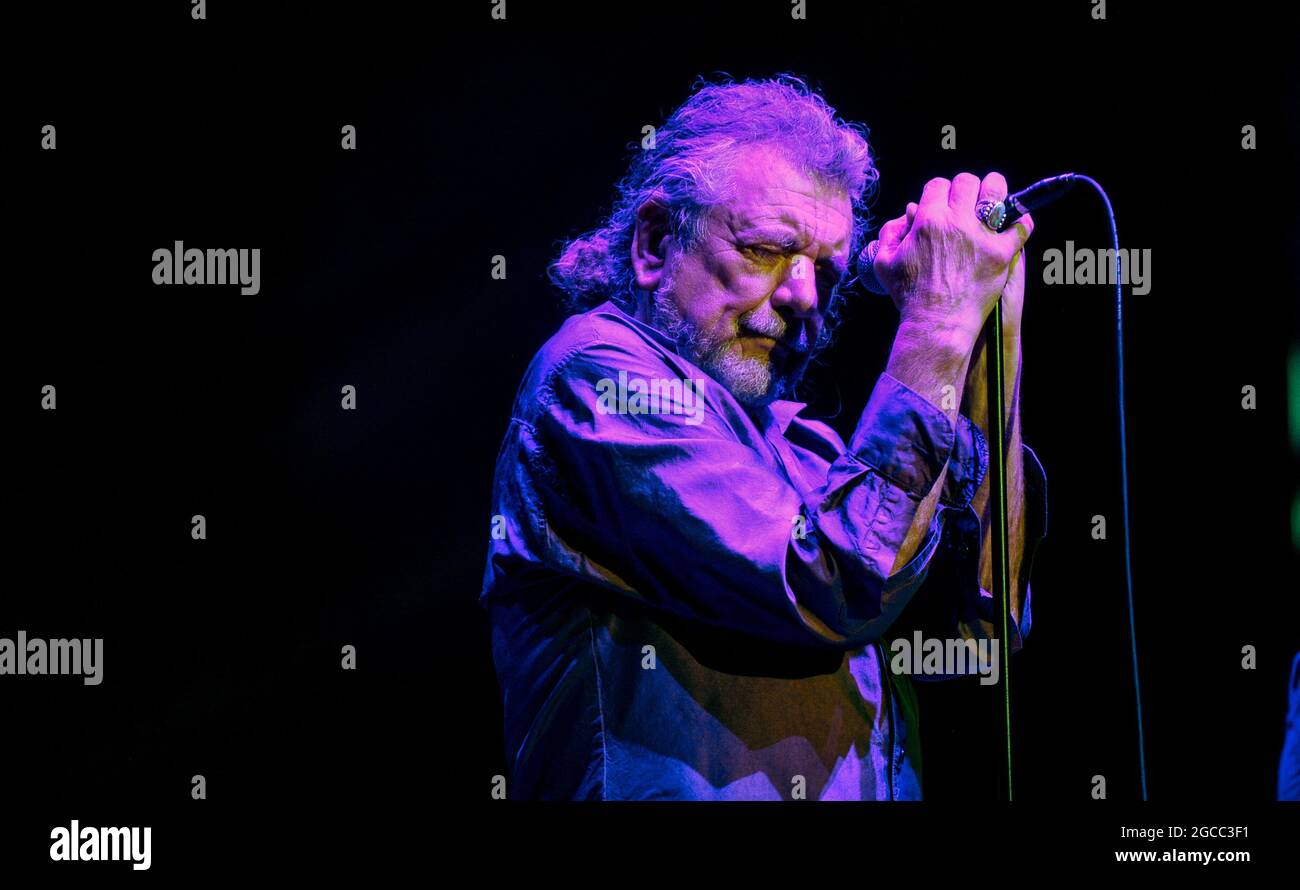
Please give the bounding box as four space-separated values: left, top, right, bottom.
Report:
649 289 799 408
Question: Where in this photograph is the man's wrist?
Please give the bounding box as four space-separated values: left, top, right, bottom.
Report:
893 318 978 362
887 320 976 417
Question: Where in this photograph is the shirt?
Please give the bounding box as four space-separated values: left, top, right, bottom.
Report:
1281 652 1300 800
480 300 1049 800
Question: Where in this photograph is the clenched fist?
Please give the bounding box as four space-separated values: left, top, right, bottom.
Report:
871 172 1033 348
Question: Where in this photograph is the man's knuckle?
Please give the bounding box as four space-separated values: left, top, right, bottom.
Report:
914 213 942 234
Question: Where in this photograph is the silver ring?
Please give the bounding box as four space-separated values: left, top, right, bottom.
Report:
975 199 1006 232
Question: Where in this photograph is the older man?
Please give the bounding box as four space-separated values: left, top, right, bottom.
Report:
480 76 1048 800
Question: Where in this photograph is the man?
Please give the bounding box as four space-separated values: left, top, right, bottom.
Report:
480 75 1048 799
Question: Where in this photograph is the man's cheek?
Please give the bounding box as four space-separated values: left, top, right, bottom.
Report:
712 256 767 296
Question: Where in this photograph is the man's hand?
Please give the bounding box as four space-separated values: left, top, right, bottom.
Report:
873 172 1033 352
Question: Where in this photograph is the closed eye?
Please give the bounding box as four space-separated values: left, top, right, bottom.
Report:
741 244 788 261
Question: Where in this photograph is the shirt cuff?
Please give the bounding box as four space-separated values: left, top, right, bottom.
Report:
846 372 956 500
940 412 989 510
1016 443 1049 641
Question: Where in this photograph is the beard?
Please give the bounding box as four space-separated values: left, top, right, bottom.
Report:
648 283 812 409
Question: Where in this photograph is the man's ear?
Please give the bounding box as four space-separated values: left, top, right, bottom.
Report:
631 198 671 291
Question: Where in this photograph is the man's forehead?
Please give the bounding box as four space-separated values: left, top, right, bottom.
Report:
721 147 853 250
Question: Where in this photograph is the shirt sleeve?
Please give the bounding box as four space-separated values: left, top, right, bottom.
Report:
523 330 966 651
894 423 1049 666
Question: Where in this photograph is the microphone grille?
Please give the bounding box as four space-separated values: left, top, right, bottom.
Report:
855 240 888 295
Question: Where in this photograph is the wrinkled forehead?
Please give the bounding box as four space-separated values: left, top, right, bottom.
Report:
715 144 854 255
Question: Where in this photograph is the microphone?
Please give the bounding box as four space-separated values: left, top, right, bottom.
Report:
855 173 1078 295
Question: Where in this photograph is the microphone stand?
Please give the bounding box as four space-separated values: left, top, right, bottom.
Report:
984 298 1015 802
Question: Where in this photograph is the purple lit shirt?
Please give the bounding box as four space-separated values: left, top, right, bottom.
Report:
481 301 1048 800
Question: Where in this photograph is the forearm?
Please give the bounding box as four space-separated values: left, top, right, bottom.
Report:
886 319 976 572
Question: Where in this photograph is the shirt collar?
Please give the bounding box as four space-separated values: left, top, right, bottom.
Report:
761 399 808 436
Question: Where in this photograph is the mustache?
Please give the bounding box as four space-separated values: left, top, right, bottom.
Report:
739 313 809 353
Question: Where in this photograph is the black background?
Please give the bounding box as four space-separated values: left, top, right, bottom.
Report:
6 0 1298 875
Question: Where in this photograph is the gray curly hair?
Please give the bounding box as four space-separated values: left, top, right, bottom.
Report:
549 73 879 346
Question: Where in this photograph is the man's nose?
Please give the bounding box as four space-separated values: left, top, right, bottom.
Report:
770 255 819 317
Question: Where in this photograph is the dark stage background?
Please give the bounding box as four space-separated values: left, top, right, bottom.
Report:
7 1 1297 873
